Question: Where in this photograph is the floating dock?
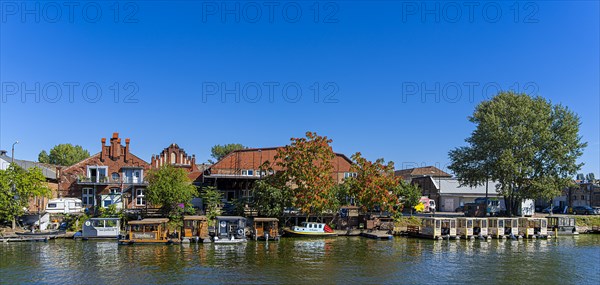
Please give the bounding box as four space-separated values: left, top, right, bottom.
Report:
360 231 393 240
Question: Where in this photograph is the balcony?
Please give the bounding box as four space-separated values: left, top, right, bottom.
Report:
77 176 148 185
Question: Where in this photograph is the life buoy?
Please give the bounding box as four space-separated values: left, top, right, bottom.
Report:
237 229 244 236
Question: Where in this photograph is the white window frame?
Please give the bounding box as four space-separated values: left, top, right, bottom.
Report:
136 188 146 206
82 188 94 206
87 166 108 182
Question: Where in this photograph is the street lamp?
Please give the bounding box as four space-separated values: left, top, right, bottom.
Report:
11 141 19 164
10 141 19 230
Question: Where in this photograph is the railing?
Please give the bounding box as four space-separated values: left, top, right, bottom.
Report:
77 176 148 185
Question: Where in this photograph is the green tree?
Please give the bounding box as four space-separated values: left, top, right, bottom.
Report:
252 179 292 218
274 131 337 215
396 181 422 215
200 186 222 224
38 144 90 166
346 152 400 213
586 173 596 182
0 164 52 225
209 143 247 163
448 92 586 216
146 165 198 215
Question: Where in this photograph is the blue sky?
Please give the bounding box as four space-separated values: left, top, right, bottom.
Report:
1 1 598 176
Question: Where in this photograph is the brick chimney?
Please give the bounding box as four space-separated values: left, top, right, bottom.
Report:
110 133 120 160
100 138 106 161
125 138 130 162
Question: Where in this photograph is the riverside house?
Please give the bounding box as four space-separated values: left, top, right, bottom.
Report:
58 133 151 211
0 151 59 213
203 147 354 203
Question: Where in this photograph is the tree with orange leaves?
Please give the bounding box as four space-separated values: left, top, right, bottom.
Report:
274 131 337 215
346 152 400 213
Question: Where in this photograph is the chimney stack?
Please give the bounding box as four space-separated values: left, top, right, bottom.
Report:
100 138 106 161
125 138 130 162
110 133 120 159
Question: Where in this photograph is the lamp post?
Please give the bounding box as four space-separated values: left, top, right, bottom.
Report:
11 141 19 230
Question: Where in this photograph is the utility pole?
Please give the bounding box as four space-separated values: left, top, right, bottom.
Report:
11 141 19 230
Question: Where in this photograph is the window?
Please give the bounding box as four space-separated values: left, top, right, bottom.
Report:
344 172 357 178
87 166 108 183
110 188 120 195
136 189 146 206
574 196 577 201
82 188 94 206
247 170 254 176
48 203 57 208
111 172 120 182
581 195 585 200
104 200 112 207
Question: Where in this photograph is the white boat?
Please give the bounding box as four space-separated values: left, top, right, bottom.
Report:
81 218 121 239
283 222 337 237
213 216 247 243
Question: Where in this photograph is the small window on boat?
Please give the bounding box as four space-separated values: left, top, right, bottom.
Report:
75 202 81 207
47 203 57 208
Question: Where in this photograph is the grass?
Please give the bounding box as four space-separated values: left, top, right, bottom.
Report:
394 216 422 227
575 216 600 227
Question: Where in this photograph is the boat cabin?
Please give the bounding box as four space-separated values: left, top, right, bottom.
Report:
457 217 489 238
488 218 518 238
82 218 121 239
252 217 280 241
546 216 577 235
119 218 178 244
214 216 247 243
182 215 209 242
418 218 457 239
473 218 489 237
518 217 548 238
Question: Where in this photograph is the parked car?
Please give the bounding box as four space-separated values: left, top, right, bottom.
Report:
593 207 600 215
455 206 465 212
572 206 596 215
543 206 565 214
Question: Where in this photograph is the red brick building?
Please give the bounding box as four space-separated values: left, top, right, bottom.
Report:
204 147 354 201
58 133 150 210
151 143 203 184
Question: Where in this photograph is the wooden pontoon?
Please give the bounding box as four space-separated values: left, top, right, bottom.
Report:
488 218 519 238
518 217 548 239
546 216 578 235
119 218 179 245
181 215 210 243
457 218 490 239
409 217 457 240
252 217 280 241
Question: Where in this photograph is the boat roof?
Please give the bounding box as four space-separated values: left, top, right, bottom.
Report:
216 216 245 221
254 217 279 222
89 217 120 221
128 218 169 225
183 215 207 221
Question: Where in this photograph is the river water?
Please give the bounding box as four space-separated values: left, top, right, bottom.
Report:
1 235 599 284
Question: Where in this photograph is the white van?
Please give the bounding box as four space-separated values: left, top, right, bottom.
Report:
46 198 84 214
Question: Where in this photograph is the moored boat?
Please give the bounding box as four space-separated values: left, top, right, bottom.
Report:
213 216 247 244
81 218 121 240
252 217 280 241
546 216 578 235
119 218 179 245
283 222 337 237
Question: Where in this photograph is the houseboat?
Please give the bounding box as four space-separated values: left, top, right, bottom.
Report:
181 215 210 243
119 218 179 245
283 222 337 237
457 217 489 239
214 216 247 244
546 216 578 235
488 217 519 238
408 217 457 240
252 217 280 241
518 217 548 239
81 218 121 239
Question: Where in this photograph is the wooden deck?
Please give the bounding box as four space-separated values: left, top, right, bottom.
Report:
360 231 393 240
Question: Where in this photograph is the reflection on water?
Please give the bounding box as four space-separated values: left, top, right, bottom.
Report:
1 235 599 284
